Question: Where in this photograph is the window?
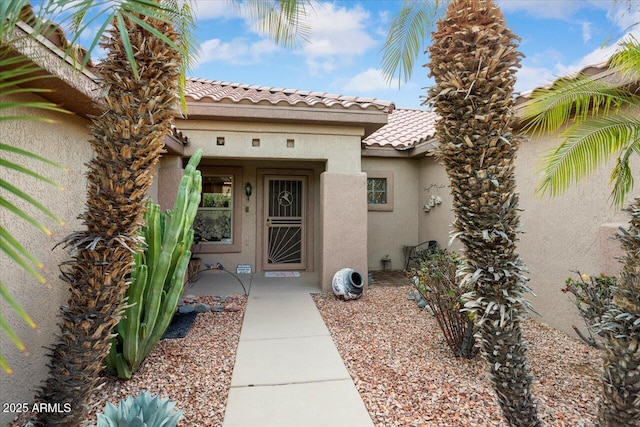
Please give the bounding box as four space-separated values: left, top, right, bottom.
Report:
365 171 393 211
194 167 242 253
368 178 387 204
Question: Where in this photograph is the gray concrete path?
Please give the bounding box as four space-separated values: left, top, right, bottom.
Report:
186 271 373 427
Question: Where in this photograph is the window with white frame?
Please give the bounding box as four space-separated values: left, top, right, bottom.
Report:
194 166 242 253
365 171 394 212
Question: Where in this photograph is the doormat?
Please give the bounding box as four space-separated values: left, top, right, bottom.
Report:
264 271 301 278
162 312 198 340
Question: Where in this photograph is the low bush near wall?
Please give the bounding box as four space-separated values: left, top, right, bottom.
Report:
562 272 618 348
410 248 477 359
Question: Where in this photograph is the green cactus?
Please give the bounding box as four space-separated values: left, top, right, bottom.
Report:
105 150 202 379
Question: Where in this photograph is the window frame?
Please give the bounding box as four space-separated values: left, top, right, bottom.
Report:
365 171 394 212
193 166 243 253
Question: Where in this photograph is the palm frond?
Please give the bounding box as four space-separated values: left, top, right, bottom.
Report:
241 0 311 49
537 114 640 207
522 76 635 136
380 0 444 85
608 34 640 79
0 0 31 40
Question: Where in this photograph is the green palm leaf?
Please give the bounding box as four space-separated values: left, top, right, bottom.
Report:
239 0 311 49
537 114 640 207
521 76 634 137
380 0 444 85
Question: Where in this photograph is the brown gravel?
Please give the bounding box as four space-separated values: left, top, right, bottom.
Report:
11 282 602 427
10 295 246 427
313 285 601 427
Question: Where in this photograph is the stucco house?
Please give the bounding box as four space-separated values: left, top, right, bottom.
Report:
0 13 634 423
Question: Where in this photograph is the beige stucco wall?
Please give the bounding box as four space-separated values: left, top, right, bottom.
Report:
319 172 368 292
516 133 629 334
417 156 460 252
362 157 420 271
0 92 92 425
164 119 368 279
176 120 363 173
411 135 631 336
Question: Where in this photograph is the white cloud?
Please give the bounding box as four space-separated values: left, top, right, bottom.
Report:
342 68 399 92
196 37 279 66
193 0 239 20
582 21 592 43
301 2 377 58
514 66 557 94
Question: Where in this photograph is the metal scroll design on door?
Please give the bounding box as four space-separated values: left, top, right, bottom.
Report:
266 179 303 265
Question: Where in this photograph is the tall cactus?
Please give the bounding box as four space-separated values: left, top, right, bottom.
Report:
106 150 202 379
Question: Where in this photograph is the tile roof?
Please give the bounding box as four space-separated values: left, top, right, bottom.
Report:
185 78 395 113
363 108 438 149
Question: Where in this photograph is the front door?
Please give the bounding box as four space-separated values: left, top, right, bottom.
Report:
264 176 306 270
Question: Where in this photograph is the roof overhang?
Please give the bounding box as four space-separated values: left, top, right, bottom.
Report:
185 101 389 138
361 138 439 158
5 21 102 118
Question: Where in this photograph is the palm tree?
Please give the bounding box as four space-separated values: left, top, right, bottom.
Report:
425 1 540 425
19 1 309 425
521 36 640 427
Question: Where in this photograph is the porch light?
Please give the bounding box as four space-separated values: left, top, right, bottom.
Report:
245 182 252 200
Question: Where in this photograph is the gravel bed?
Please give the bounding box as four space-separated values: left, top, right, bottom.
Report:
313 285 601 427
11 285 601 427
10 295 246 427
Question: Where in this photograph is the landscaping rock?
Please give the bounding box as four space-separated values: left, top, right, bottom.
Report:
225 303 242 312
212 305 226 312
195 303 211 313
179 304 195 314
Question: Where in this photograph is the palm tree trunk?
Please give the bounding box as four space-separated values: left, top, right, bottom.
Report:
35 11 181 426
427 1 539 425
598 198 640 426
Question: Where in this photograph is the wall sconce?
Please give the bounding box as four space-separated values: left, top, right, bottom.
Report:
245 182 252 200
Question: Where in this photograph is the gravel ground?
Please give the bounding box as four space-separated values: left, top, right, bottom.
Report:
313 285 601 427
10 295 246 427
11 283 601 427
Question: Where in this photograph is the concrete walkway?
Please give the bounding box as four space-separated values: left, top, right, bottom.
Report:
185 271 373 427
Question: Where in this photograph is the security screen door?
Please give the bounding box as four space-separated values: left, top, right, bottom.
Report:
264 176 306 270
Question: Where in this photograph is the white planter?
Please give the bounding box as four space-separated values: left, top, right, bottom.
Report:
332 268 364 300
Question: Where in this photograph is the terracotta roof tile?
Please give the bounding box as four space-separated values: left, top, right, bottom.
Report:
185 78 395 112
363 108 438 149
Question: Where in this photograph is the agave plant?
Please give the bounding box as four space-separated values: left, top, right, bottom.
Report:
96 391 182 427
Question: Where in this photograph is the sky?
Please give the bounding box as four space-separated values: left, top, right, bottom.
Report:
182 0 640 109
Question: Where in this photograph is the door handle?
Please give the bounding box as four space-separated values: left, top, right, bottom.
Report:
266 218 271 227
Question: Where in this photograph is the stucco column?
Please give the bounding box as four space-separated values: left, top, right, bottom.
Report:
156 155 184 210
319 172 368 292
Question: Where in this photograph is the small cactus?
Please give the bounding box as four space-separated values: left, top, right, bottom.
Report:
96 391 182 427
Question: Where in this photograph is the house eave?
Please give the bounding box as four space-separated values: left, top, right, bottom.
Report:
361 138 438 158
8 21 102 118
185 102 389 138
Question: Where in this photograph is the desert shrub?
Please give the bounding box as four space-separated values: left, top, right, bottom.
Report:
411 248 477 359
562 271 618 348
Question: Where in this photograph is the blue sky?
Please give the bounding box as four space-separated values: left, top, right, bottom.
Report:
187 0 640 109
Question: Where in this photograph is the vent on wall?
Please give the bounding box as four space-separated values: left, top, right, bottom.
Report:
217 136 225 146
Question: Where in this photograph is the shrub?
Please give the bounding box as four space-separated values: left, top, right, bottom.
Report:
562 271 617 348
411 247 477 359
